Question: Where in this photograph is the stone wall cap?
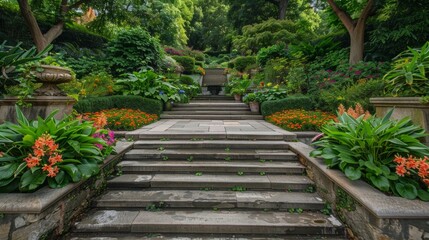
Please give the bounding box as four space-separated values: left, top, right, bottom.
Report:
370 97 428 106
288 142 429 219
0 141 133 214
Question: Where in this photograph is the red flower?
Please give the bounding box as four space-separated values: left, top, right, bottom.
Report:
25 154 40 168
42 164 59 178
396 165 407 177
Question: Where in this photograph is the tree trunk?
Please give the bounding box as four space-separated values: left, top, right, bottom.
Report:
278 0 289 20
18 0 83 52
326 0 374 65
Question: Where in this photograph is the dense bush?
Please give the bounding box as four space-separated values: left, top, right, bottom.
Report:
107 28 163 76
261 96 314 116
173 56 196 74
179 76 196 85
311 110 429 201
74 95 163 115
234 56 256 72
257 44 288 67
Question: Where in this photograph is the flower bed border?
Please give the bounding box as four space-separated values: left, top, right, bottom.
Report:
288 142 429 240
0 142 133 239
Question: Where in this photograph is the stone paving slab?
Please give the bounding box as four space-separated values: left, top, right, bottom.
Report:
75 210 139 232
125 120 296 141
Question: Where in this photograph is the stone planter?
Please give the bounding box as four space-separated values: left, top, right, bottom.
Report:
0 142 133 239
370 97 429 144
33 65 73 96
182 74 203 86
0 96 76 123
289 142 429 240
234 94 242 101
249 101 260 113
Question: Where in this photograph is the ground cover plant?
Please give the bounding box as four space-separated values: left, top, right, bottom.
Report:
311 110 429 201
266 109 336 131
82 108 159 131
0 108 115 193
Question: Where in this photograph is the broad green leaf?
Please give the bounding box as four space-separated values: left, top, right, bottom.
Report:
345 166 362 180
77 164 100 179
370 175 390 192
67 140 81 153
0 163 18 180
395 183 418 200
417 189 429 201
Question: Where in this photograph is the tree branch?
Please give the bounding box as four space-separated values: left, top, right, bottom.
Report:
326 0 354 33
17 0 47 51
356 0 374 29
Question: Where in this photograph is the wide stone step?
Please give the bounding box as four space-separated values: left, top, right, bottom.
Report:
161 115 264 120
74 210 343 235
94 190 324 210
175 103 248 107
69 235 348 240
124 149 297 161
134 132 294 141
107 174 313 190
194 95 234 100
163 111 258 115
133 140 290 150
118 160 305 174
171 106 250 111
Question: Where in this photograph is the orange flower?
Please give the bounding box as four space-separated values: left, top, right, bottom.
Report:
423 179 429 187
396 165 407 177
42 164 59 178
0 151 4 158
25 154 40 168
48 154 63 165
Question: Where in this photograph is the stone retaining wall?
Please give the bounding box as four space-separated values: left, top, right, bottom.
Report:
288 142 429 240
0 142 133 240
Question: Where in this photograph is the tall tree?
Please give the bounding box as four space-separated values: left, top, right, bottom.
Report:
326 0 375 64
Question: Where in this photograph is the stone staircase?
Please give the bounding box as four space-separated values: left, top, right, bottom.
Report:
68 135 345 239
161 95 264 120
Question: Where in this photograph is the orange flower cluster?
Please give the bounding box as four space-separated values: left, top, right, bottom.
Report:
338 103 371 120
24 134 63 177
266 109 336 131
93 112 108 129
394 155 429 187
83 108 159 131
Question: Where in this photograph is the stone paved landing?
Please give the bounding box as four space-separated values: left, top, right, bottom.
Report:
125 120 296 140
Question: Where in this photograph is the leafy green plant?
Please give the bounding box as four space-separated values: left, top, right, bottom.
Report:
231 185 247 192
187 156 194 162
195 172 203 176
384 41 429 97
237 171 244 176
259 172 266 176
172 56 195 74
257 44 288 67
0 107 108 193
107 28 163 76
233 56 257 72
311 110 429 200
242 93 263 104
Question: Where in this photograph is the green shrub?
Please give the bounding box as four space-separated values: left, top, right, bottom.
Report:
261 96 314 116
195 61 205 67
234 56 256 72
257 44 288 67
74 95 163 115
311 110 429 201
173 56 196 74
179 76 196 85
227 61 235 69
107 28 163 76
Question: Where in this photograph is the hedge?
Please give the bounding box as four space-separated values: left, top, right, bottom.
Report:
74 95 163 115
172 56 196 74
234 56 256 72
261 96 314 116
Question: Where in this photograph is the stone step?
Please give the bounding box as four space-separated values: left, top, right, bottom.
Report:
133 140 290 150
107 174 313 191
124 149 298 161
74 210 343 235
195 95 234 99
175 103 248 107
68 235 348 240
134 132 294 141
163 111 258 115
161 115 264 120
171 107 250 111
94 190 324 210
118 160 305 174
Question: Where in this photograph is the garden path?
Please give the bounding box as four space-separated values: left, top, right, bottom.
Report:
67 96 346 239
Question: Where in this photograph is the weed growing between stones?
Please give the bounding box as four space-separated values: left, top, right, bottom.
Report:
162 155 169 161
158 146 165 151
160 138 170 141
321 203 332 215
231 185 247 191
336 188 356 211
224 156 231 161
195 172 203 176
259 172 266 176
146 202 165 211
187 156 194 162
237 171 244 176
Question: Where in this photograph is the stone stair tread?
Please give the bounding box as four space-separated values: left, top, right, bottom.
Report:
133 140 290 149
69 235 347 240
124 148 296 160
163 111 258 115
175 103 248 107
95 190 324 209
119 160 304 173
161 115 264 120
107 174 313 190
74 210 343 235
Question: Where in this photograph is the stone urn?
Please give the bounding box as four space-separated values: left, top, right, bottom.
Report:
33 65 73 96
234 94 241 101
249 101 260 113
